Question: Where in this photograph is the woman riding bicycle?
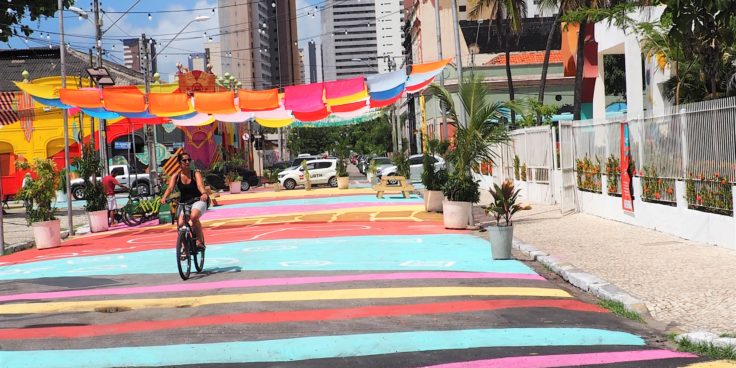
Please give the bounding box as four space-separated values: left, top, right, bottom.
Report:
160 152 209 249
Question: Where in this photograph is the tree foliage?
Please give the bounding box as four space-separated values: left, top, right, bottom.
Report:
287 113 393 157
604 54 627 98
1 0 75 42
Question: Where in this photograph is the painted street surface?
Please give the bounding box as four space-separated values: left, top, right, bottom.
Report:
0 188 712 367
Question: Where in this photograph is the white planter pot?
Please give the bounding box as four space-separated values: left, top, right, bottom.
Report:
424 190 444 212
337 177 349 189
32 219 61 249
229 181 242 194
442 200 471 229
488 225 513 260
87 209 109 233
367 173 376 184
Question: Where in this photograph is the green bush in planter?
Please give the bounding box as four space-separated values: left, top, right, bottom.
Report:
442 172 480 203
392 152 410 178
73 143 106 212
336 158 348 178
16 159 59 225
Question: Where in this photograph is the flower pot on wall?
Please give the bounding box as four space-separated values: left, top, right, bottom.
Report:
488 225 513 260
424 190 444 212
87 210 109 233
229 181 242 194
32 219 61 249
337 177 349 189
442 200 470 229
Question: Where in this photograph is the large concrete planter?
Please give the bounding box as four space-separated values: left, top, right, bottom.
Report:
229 181 242 194
32 219 61 249
424 190 444 212
442 200 471 229
488 225 513 260
87 209 109 233
337 176 349 189
273 183 282 192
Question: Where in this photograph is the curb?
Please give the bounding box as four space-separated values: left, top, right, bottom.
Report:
512 238 652 318
2 227 88 256
512 238 736 352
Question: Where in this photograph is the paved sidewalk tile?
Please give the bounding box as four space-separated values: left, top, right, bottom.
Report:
506 204 736 335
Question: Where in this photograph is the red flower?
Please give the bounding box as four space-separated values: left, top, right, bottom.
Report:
721 179 727 185
696 195 703 203
654 192 661 200
715 172 721 178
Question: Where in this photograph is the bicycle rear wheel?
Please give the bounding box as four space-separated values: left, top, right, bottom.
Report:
193 236 205 273
176 231 192 280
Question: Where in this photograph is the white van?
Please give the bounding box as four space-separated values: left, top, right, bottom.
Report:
278 159 338 190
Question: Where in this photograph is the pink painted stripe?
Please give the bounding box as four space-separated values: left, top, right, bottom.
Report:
201 202 412 220
422 350 698 368
0 272 544 302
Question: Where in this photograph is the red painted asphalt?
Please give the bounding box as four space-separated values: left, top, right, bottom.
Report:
0 222 452 266
0 299 608 339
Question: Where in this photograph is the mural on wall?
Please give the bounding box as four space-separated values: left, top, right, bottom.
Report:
18 92 34 142
182 125 217 169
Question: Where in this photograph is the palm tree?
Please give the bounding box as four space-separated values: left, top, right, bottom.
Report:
536 0 582 124
428 74 511 202
470 0 527 127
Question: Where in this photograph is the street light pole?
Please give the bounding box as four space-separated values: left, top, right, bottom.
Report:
92 0 109 175
59 0 74 236
434 0 448 140
450 0 465 127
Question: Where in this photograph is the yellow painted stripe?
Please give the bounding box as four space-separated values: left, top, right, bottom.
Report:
0 287 571 314
684 361 736 368
220 187 377 201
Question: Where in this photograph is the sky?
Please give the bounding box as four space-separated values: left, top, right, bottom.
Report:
3 0 323 82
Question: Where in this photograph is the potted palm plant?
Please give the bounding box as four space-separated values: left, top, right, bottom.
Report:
484 180 531 259
336 158 349 189
422 139 447 212
301 161 312 190
16 159 62 249
264 168 282 191
428 74 511 229
73 143 108 233
225 171 243 194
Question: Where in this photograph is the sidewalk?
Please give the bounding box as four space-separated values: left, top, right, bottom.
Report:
477 199 736 335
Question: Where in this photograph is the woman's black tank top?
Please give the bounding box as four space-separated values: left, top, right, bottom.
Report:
177 172 201 202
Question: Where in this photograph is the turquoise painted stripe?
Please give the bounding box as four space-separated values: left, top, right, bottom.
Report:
0 234 535 280
212 194 422 210
0 328 645 368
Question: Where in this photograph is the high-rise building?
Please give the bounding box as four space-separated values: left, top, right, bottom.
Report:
308 41 318 83
206 42 222 76
123 38 141 72
321 0 405 81
218 0 300 89
189 52 207 71
298 48 306 84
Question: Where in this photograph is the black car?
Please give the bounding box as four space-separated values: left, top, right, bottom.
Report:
204 165 260 192
267 161 292 173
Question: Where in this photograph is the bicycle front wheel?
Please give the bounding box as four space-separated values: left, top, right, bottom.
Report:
193 236 205 273
176 231 192 280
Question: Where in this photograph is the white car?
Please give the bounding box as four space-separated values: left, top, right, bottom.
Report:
278 159 338 190
377 154 445 182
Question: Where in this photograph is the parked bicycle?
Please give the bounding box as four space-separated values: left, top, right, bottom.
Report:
170 198 205 280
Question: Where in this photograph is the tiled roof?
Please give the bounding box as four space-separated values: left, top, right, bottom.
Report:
484 50 565 66
0 47 144 91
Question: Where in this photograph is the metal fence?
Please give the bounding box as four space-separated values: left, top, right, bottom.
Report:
507 126 554 183
567 97 736 214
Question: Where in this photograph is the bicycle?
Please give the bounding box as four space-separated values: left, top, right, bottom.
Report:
122 191 162 227
170 198 205 280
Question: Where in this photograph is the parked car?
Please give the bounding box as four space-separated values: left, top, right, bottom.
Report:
278 159 338 190
70 165 151 200
204 165 260 192
360 156 393 175
289 156 321 170
267 161 292 173
377 154 445 182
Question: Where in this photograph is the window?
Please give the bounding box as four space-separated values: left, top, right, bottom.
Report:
408 157 422 165
459 5 466 11
318 162 332 169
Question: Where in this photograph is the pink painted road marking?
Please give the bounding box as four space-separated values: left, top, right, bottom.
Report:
0 272 545 302
201 202 414 220
421 350 698 368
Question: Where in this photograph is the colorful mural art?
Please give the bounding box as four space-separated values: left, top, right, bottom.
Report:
0 189 717 367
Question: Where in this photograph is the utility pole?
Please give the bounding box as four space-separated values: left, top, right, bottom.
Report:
60 0 74 236
141 33 159 193
434 0 448 140
450 0 465 127
93 0 108 174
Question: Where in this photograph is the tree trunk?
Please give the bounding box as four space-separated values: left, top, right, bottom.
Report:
496 17 516 126
537 12 561 124
573 19 588 120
